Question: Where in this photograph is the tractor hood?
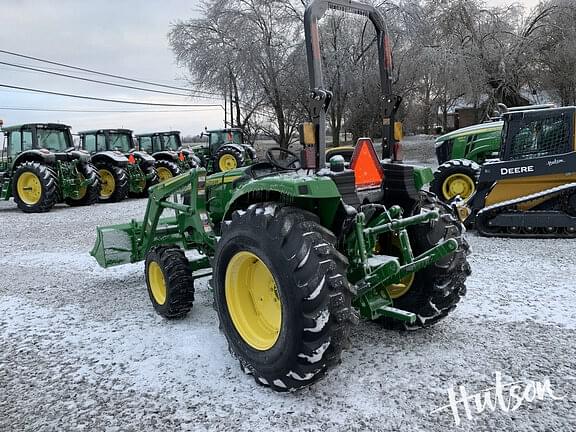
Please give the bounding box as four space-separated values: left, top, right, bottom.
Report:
435 121 503 147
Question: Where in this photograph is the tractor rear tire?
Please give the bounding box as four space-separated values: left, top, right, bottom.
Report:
155 160 181 182
213 203 356 392
95 162 129 203
13 162 58 213
379 191 471 330
430 159 480 203
214 146 244 173
145 245 195 319
65 163 101 207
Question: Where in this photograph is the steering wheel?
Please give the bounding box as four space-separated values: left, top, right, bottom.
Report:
265 147 301 171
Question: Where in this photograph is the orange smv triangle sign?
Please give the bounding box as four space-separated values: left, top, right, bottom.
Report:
350 138 384 189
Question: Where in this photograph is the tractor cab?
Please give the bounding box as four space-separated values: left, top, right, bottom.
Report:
136 131 200 178
206 128 244 154
2 124 81 163
137 131 183 153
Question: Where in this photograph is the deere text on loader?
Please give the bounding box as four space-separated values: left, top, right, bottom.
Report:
0 123 100 213
91 0 471 392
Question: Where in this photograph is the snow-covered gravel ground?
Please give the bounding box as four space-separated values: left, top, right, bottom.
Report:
1 144 575 431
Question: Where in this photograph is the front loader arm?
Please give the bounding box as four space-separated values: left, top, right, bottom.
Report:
91 169 216 268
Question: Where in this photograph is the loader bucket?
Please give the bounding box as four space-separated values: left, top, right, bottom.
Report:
91 221 141 268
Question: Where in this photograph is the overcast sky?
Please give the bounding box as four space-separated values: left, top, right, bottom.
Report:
0 0 540 137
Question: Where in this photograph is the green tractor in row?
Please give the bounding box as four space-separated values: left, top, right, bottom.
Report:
191 128 256 173
431 104 554 203
92 0 471 391
136 131 201 182
78 129 158 202
0 123 100 213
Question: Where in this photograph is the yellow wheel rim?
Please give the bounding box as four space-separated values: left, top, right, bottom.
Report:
148 261 167 305
442 173 475 200
219 154 238 172
157 167 173 183
225 251 282 351
17 172 42 205
99 169 116 199
376 235 416 299
386 273 415 299
76 174 87 200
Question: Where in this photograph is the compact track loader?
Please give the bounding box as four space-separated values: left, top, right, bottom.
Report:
462 106 576 237
91 0 471 391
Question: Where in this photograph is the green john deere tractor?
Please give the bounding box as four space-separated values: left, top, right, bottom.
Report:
136 131 201 182
78 129 158 199
91 0 470 392
0 123 100 213
431 104 555 203
192 128 256 173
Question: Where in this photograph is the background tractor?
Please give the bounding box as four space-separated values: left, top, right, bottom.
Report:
136 131 200 182
0 123 100 213
191 128 256 173
91 0 470 392
459 106 576 238
78 129 158 199
431 104 555 203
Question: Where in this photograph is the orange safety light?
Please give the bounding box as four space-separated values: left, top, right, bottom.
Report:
350 138 384 189
178 151 185 162
128 154 136 165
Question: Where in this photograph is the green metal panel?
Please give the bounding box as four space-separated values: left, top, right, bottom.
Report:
222 172 343 227
412 166 434 190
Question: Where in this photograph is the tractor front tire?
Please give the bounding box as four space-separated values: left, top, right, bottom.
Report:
430 159 480 203
379 192 471 329
95 163 129 203
155 160 181 183
145 245 195 319
214 146 244 173
13 162 58 213
213 203 356 392
65 163 101 207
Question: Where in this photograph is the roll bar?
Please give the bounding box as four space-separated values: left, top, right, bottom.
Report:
304 0 401 168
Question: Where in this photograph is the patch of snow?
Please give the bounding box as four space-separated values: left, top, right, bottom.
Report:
305 309 330 333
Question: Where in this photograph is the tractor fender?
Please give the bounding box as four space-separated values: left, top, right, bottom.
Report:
66 149 91 163
131 151 156 168
222 174 342 229
152 151 179 162
242 144 257 161
13 150 56 168
91 151 129 167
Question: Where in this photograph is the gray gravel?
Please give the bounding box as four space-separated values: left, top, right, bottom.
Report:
1 164 575 431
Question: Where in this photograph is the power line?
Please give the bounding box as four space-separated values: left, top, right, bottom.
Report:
0 106 222 113
0 49 218 97
0 60 219 99
0 84 224 108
